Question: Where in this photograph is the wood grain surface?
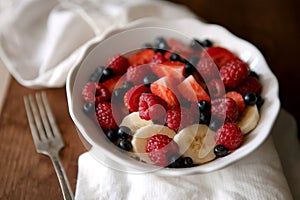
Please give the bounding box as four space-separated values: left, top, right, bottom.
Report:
0 0 299 199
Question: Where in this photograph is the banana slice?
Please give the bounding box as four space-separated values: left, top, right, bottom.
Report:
131 124 176 164
173 124 216 164
119 112 153 133
237 105 260 134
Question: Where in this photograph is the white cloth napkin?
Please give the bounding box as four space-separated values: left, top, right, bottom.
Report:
75 109 298 200
0 0 195 88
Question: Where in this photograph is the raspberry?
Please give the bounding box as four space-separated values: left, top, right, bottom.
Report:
211 97 239 123
96 102 118 131
146 134 179 166
207 79 226 98
226 91 246 114
196 58 220 81
138 93 167 122
126 64 152 84
82 82 110 104
124 84 150 112
219 59 249 89
166 106 195 131
236 77 262 95
107 54 130 75
215 123 243 150
151 52 165 64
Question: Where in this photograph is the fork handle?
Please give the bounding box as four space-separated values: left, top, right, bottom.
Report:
50 152 74 200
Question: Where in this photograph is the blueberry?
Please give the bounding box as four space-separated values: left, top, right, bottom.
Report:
143 74 158 87
89 66 105 82
255 94 264 108
244 92 257 105
199 112 211 125
82 102 95 114
154 48 167 54
106 129 118 142
169 52 181 61
168 154 183 168
190 39 203 51
214 145 228 157
185 63 196 75
122 81 134 90
182 157 193 167
197 100 210 112
248 71 259 79
102 68 114 79
118 139 132 151
201 39 213 48
112 88 126 100
117 126 132 139
154 37 170 51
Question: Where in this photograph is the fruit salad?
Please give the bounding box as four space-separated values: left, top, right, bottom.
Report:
81 36 264 168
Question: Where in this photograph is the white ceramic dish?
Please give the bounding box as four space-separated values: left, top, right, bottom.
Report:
66 18 280 175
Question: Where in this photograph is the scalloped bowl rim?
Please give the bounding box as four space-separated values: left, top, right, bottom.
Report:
66 17 280 176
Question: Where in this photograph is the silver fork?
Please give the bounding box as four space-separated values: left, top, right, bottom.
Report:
24 92 74 200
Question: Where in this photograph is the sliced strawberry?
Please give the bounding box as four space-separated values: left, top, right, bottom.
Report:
150 76 179 107
128 49 155 66
201 46 240 68
167 38 194 59
226 91 246 114
150 61 185 82
124 84 150 112
102 75 122 94
177 75 210 103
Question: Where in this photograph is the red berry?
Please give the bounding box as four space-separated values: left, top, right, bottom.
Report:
151 52 166 64
138 93 168 122
82 82 110 104
107 54 130 75
102 75 122 94
126 64 152 84
128 49 155 66
236 77 262 95
166 106 195 131
211 97 239 123
96 102 118 131
220 59 249 89
215 123 243 150
124 84 150 112
196 58 220 81
207 79 226 98
226 91 246 114
146 134 179 166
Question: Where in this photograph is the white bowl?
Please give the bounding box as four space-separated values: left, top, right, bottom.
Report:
66 18 280 175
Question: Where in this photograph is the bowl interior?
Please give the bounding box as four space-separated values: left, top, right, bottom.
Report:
66 18 280 175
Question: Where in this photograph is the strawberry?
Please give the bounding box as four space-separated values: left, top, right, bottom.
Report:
102 75 122 94
236 77 262 95
146 134 179 167
215 123 243 150
82 82 110 104
196 57 220 81
126 64 152 84
226 91 245 114
128 49 155 66
201 46 240 68
219 59 249 89
150 61 185 82
107 54 130 75
96 102 118 131
151 52 166 64
166 106 195 131
167 38 194 59
177 75 210 103
124 84 150 112
138 93 168 122
150 76 180 107
211 97 239 123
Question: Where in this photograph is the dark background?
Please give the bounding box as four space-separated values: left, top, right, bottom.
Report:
167 0 300 136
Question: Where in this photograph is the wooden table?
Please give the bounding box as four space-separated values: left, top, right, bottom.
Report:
0 0 299 199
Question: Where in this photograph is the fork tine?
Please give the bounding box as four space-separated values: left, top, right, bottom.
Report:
24 96 42 147
27 94 48 142
41 92 63 142
36 93 53 139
